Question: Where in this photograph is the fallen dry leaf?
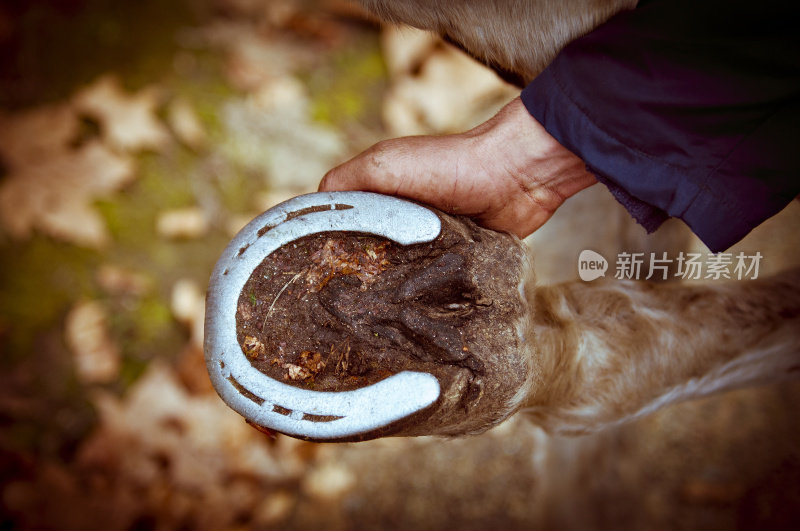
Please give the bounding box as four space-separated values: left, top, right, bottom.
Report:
243 335 266 359
281 351 325 381
0 140 135 247
64 300 121 384
74 362 309 528
73 75 171 152
0 102 79 169
380 25 439 79
305 237 390 291
166 97 208 150
381 29 517 136
223 32 296 92
170 278 205 348
176 343 216 395
283 362 312 381
221 97 343 192
96 264 152 297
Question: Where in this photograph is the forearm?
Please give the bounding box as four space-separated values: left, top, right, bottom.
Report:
465 98 597 230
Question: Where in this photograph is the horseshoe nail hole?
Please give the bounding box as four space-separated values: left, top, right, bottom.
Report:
272 404 292 416
285 204 333 221
258 224 276 237
237 243 250 257
334 203 354 211
223 269 229 276
302 413 343 423
227 375 265 405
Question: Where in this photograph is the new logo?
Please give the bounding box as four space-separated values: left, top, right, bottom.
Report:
578 250 608 281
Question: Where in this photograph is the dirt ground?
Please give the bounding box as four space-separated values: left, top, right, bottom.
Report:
1 1 798 529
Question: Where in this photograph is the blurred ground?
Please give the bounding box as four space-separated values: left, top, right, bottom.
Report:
1 1 798 530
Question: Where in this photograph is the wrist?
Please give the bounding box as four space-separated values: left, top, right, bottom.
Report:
472 98 596 216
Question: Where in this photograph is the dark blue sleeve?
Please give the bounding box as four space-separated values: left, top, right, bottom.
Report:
520 0 800 252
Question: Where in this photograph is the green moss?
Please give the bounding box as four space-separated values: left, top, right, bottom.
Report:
97 147 206 247
0 238 99 356
140 151 200 209
118 355 150 390
108 294 184 369
132 296 173 344
305 34 388 128
0 138 229 371
168 52 237 136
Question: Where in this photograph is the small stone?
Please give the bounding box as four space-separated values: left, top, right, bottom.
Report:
171 279 205 348
254 491 294 526
64 300 121 384
156 207 209 239
251 76 308 113
302 462 356 502
167 98 207 150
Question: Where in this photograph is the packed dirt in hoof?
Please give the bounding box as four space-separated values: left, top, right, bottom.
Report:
235 212 533 437
236 231 448 391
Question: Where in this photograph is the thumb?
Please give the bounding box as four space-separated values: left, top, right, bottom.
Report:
318 140 401 194
318 165 350 192
318 150 382 193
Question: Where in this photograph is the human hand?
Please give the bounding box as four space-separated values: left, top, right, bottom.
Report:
318 98 596 239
